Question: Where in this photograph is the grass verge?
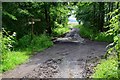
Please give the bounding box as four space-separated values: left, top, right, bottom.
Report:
74 25 113 42
1 34 53 73
1 51 29 73
91 56 118 79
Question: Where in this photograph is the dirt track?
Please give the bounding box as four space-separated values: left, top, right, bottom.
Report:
2 39 108 78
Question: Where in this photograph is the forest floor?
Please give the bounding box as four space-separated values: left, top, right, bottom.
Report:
2 39 108 78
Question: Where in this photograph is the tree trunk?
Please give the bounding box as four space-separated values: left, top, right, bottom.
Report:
48 10 52 35
44 4 51 35
117 2 119 9
98 2 105 32
93 3 96 27
116 2 119 15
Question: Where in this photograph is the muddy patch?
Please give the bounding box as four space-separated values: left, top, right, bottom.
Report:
24 58 63 78
84 56 101 78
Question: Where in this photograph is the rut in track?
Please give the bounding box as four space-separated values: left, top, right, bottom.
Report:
2 39 108 78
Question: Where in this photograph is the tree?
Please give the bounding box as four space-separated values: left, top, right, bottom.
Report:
2 2 70 38
98 2 105 32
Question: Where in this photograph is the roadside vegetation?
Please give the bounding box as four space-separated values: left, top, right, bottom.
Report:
74 25 113 42
0 29 53 72
92 56 118 79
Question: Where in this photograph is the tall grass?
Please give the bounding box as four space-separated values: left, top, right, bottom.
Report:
1 34 53 73
74 25 113 42
1 51 29 72
91 56 118 79
30 34 53 52
17 34 53 52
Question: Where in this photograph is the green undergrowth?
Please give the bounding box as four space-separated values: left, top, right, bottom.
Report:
16 34 53 52
91 56 118 79
53 27 69 37
52 22 69 36
74 25 113 42
1 51 30 72
1 34 53 73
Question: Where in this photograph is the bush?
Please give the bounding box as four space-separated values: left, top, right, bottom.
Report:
30 34 53 51
91 57 118 79
94 32 113 42
1 29 16 54
16 34 31 49
53 22 69 36
17 34 53 51
53 27 69 36
0 30 28 72
74 25 113 42
1 34 53 73
75 25 96 39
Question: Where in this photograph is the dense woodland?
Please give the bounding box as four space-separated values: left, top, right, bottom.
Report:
0 2 120 79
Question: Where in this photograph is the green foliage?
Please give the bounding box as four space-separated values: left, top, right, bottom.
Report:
75 25 113 42
1 51 29 72
17 34 53 52
94 32 113 42
1 28 16 54
50 3 70 27
30 34 53 51
105 8 120 59
3 11 17 20
105 8 120 78
2 2 70 39
76 2 101 29
75 25 96 39
17 34 31 49
76 2 119 32
76 2 93 24
0 29 30 72
91 3 120 79
92 57 118 79
53 22 69 36
1 32 53 72
0 30 53 73
106 9 120 37
53 27 69 36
